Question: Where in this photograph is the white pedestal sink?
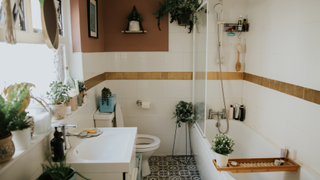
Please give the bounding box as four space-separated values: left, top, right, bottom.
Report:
65 127 137 180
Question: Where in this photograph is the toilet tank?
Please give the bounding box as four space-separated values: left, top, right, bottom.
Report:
93 109 114 127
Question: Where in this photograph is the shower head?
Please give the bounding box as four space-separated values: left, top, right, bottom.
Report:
214 3 223 14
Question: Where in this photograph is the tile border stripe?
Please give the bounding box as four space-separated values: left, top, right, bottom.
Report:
244 73 320 105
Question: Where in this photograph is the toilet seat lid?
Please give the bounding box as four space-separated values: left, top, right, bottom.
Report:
136 134 160 149
115 103 124 127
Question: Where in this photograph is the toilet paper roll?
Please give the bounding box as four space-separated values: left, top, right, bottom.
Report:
141 101 151 109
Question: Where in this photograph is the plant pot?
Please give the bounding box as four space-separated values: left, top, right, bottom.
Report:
215 152 229 167
99 94 117 113
0 133 15 163
178 12 191 26
37 167 76 180
50 103 66 120
66 94 78 111
12 128 31 150
129 20 140 31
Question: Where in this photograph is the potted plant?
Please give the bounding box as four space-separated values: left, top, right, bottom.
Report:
0 83 33 163
78 81 86 103
211 134 235 167
37 154 90 180
99 88 116 113
126 5 144 31
46 81 72 120
153 0 204 33
172 101 195 127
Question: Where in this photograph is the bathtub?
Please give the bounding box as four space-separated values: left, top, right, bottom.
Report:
191 119 320 180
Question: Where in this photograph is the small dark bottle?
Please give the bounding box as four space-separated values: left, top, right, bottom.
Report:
239 105 245 121
243 19 249 32
51 127 64 162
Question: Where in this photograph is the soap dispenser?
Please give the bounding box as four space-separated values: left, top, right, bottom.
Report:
51 127 64 162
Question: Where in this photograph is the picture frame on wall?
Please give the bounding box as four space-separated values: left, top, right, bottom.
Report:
87 0 98 38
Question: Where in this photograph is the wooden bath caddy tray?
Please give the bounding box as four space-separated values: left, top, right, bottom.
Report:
213 158 300 173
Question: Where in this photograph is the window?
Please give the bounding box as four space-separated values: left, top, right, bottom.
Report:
0 42 56 97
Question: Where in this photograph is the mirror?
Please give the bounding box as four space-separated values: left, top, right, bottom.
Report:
41 0 59 49
193 2 208 135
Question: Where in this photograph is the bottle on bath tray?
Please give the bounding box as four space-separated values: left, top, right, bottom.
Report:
51 127 64 162
229 105 234 119
239 105 245 121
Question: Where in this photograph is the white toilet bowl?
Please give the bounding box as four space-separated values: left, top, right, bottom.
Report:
136 134 160 177
93 104 161 177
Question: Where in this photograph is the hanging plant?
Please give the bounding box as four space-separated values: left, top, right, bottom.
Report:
172 101 195 127
127 6 144 22
101 88 112 106
153 0 204 33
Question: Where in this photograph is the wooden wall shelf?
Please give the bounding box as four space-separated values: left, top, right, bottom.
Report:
213 158 300 173
121 30 147 34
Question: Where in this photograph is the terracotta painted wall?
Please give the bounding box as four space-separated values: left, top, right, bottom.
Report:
70 0 168 52
103 0 168 51
70 0 105 52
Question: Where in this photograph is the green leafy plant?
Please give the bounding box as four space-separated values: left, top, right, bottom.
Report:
153 0 204 33
101 87 112 106
211 134 235 156
0 83 31 137
46 81 72 105
38 154 90 180
78 81 86 93
172 101 194 127
127 6 144 22
7 114 31 131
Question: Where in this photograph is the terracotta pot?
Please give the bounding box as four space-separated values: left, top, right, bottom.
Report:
216 152 229 167
12 128 31 150
0 133 15 163
50 103 66 120
66 94 78 111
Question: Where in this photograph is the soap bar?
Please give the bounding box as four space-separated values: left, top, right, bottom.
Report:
87 130 97 134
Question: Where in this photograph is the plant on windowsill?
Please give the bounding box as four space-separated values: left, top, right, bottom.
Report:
37 154 90 180
211 134 235 167
46 81 72 120
0 83 33 163
172 101 195 127
153 0 204 33
78 81 87 103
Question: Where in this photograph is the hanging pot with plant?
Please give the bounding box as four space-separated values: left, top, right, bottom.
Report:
46 81 72 120
0 83 34 163
211 134 235 167
126 5 144 31
153 0 204 33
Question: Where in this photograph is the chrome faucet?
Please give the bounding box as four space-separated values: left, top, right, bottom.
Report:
208 109 226 119
59 123 77 150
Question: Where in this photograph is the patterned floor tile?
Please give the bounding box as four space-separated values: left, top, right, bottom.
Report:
143 156 201 180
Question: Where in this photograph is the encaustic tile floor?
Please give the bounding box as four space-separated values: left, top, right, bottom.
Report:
143 156 201 180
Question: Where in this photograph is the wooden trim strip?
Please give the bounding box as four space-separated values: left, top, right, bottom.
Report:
244 73 320 105
86 72 244 90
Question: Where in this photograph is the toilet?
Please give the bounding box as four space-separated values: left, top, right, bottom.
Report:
94 103 160 177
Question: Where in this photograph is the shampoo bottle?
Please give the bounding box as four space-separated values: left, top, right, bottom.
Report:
229 105 234 119
238 15 243 31
51 127 64 162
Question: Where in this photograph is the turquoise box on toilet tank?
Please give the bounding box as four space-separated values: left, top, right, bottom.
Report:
99 94 117 113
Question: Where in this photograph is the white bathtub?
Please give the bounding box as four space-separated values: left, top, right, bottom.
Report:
191 119 320 180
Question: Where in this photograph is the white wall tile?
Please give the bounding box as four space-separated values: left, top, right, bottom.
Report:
167 80 192 99
137 80 168 99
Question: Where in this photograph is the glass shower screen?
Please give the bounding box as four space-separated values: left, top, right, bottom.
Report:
193 2 208 135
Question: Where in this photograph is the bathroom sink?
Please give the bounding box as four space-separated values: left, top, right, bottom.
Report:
65 127 137 174
73 133 131 161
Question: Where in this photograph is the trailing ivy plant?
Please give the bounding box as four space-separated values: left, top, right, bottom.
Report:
38 154 90 180
127 6 144 22
153 0 204 33
172 101 194 127
101 87 112 106
0 83 31 137
46 81 72 105
78 81 86 93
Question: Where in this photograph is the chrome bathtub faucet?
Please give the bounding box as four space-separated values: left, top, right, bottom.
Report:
208 109 226 119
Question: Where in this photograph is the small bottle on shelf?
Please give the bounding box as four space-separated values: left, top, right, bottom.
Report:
229 105 234 119
237 15 243 31
243 19 249 32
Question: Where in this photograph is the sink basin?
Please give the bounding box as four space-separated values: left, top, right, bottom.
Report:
73 133 131 161
64 127 137 174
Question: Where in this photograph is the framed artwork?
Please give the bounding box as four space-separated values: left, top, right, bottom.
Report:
87 0 98 38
